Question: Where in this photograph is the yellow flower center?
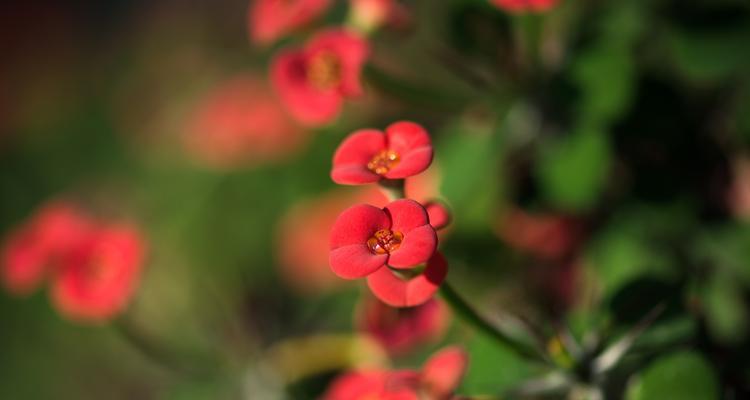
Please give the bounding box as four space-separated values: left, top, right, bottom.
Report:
367 150 400 175
367 229 404 254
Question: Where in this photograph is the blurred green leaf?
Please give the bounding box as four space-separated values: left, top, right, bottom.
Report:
535 129 610 211
460 332 535 395
703 271 748 344
626 351 719 400
666 25 750 83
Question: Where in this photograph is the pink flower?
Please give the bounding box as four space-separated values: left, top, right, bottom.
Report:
331 121 433 185
491 0 560 13
367 251 447 307
184 75 306 169
1 201 91 295
248 0 332 45
51 224 146 322
329 199 437 278
323 346 468 400
357 296 449 355
271 29 369 126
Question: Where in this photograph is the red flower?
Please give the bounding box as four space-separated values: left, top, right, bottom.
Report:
184 74 306 169
367 251 447 307
2 202 91 295
331 121 433 185
329 199 437 279
495 208 582 261
248 0 332 45
271 29 369 126
491 0 560 13
51 224 146 322
423 200 451 231
356 296 449 355
323 346 468 400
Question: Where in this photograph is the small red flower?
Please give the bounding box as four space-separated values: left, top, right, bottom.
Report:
248 0 332 45
331 121 433 185
323 346 468 400
51 224 146 322
491 0 560 13
330 199 437 279
271 29 369 126
2 202 91 295
423 200 451 231
357 296 449 355
367 251 447 307
184 74 306 169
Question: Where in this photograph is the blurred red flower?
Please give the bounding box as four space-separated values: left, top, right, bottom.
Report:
271 29 369 126
423 201 451 231
248 0 332 45
184 75 306 169
51 224 146 322
495 208 582 261
329 199 437 279
367 251 447 307
331 121 433 185
323 346 468 400
729 156 750 220
356 296 449 355
349 0 411 33
491 0 560 13
2 201 91 295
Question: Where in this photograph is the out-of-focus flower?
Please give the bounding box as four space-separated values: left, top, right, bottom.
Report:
331 121 433 185
51 224 146 322
1 201 91 295
329 199 437 278
271 29 369 126
423 201 451 231
348 0 411 34
495 208 582 261
728 156 750 220
276 188 385 295
356 296 449 355
490 0 560 13
248 0 332 45
183 75 306 169
367 251 447 307
323 345 468 400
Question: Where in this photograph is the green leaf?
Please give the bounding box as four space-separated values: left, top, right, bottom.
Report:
460 332 535 395
627 351 720 400
666 25 750 83
703 271 748 344
535 129 610 211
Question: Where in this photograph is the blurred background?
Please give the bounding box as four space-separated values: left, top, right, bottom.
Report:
1 0 750 399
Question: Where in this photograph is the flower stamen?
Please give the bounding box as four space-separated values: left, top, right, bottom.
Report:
307 51 341 90
367 229 404 254
367 150 400 175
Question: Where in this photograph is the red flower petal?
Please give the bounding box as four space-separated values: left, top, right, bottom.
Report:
330 204 390 249
323 369 388 400
388 224 436 268
384 199 429 234
329 244 387 279
249 0 332 45
306 29 369 97
383 121 433 179
331 129 387 185
421 346 469 399
424 200 451 230
1 226 46 295
271 50 342 126
367 252 447 307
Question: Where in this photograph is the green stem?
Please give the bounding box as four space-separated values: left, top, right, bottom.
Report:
440 282 550 364
378 179 406 201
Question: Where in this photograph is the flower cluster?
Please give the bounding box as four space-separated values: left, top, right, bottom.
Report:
328 121 450 307
1 200 146 322
323 346 468 400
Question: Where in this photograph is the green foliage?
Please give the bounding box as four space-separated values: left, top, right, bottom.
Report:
460 332 534 395
627 351 720 400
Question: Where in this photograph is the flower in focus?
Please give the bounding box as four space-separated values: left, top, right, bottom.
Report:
276 187 385 295
490 0 560 13
2 201 91 295
248 0 332 45
329 199 437 279
184 74 306 169
367 251 448 307
271 29 369 126
356 296 449 355
51 224 146 322
323 345 468 400
331 121 433 185
495 207 582 261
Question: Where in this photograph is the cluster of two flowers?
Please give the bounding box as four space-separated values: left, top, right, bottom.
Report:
329 121 450 308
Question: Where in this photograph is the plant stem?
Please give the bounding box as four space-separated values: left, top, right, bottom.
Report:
440 281 550 364
378 179 406 201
